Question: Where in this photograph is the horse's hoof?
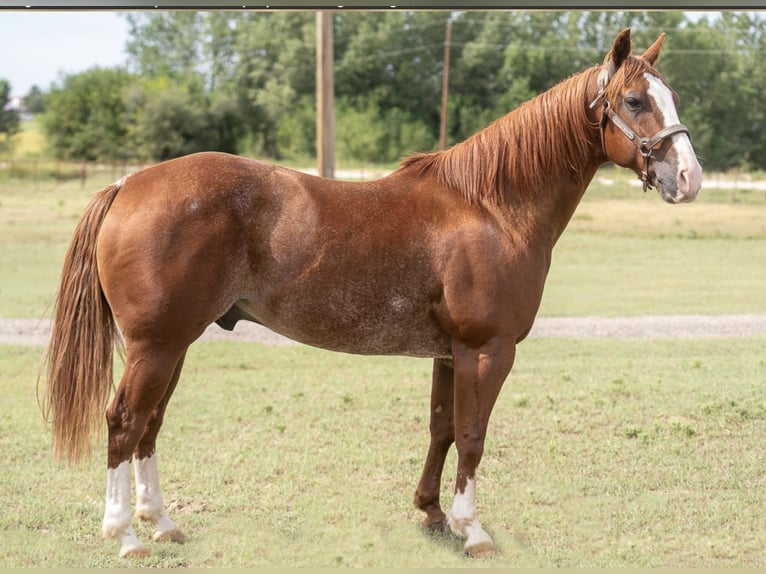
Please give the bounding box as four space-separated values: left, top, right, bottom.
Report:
465 540 499 558
120 544 151 559
153 528 187 544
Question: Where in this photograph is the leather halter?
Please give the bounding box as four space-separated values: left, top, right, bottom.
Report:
589 83 690 192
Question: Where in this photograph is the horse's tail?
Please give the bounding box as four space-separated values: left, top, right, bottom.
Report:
39 178 125 464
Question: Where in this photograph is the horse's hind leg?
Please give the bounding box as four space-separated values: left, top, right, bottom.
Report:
101 342 187 558
414 358 455 532
133 352 187 544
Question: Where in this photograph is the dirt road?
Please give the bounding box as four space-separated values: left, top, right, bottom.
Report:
3 314 765 347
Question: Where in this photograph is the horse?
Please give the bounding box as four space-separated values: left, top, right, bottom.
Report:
41 28 701 559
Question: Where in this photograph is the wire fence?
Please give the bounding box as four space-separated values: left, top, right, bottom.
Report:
0 158 147 187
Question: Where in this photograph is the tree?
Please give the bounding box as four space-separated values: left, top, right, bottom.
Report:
658 12 765 171
232 11 316 158
335 12 448 146
123 75 242 161
123 12 248 159
42 67 135 161
0 79 21 152
23 85 46 115
125 12 203 83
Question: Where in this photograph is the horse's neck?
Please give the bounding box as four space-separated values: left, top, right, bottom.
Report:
500 69 604 245
500 162 599 249
397 66 604 245
546 165 601 245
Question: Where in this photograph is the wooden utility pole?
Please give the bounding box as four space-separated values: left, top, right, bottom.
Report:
439 18 452 150
316 11 335 178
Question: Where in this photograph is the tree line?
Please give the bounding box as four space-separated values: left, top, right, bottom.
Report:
6 11 766 172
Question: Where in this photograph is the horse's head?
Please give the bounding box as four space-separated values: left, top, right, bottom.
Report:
592 28 702 203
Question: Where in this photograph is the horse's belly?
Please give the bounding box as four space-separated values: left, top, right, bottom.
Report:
236 298 451 358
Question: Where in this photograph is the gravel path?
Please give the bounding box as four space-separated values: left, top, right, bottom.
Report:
3 314 765 347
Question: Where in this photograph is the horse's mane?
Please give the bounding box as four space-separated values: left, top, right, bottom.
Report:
399 56 653 206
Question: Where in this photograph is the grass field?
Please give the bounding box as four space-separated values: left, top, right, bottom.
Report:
2 337 765 567
1 165 764 566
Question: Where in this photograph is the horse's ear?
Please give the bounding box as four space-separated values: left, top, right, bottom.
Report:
606 28 632 69
642 32 666 66
600 28 632 86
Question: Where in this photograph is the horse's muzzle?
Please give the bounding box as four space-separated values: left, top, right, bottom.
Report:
660 155 702 204
675 164 702 202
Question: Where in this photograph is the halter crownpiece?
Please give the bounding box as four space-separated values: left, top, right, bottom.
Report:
589 66 690 193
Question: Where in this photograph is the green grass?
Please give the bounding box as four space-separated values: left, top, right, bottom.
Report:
0 168 765 318
3 337 765 567
541 232 766 317
537 174 766 316
0 177 109 318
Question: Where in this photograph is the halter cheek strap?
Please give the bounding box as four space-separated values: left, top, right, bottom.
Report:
589 74 690 193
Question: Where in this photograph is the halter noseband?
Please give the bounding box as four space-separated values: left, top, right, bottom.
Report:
589 78 690 193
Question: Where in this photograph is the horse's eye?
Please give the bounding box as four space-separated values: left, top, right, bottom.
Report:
625 97 641 111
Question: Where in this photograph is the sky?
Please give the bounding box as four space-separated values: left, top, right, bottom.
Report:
1 11 131 96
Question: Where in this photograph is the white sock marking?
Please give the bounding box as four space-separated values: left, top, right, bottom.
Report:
135 453 182 540
447 477 495 551
102 460 146 557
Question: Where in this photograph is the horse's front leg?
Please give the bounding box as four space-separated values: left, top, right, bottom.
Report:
413 357 455 531
447 338 515 557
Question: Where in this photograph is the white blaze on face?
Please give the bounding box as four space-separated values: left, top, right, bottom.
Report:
645 72 702 201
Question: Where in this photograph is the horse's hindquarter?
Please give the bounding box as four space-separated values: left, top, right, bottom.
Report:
96 153 266 344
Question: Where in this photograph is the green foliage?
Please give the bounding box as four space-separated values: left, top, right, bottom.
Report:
335 99 389 163
41 68 134 161
335 12 446 132
232 12 316 158
275 95 316 161
125 12 204 82
124 76 210 160
659 13 766 172
23 85 46 115
0 79 21 152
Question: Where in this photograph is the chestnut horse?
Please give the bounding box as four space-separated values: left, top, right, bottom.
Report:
42 29 701 558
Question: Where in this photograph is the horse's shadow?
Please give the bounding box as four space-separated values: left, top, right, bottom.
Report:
420 520 500 558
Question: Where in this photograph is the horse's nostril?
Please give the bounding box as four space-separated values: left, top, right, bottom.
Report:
678 169 690 193
677 162 702 200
